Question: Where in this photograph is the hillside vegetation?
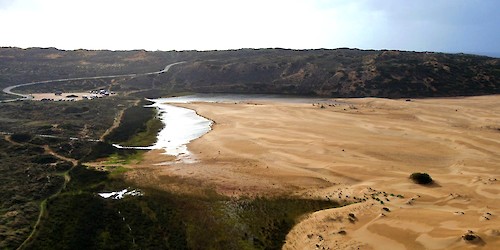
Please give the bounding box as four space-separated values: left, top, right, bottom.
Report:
1 47 498 98
0 94 338 249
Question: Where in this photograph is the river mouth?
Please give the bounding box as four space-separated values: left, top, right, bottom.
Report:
112 102 212 162
157 93 336 104
151 102 212 157
114 94 337 161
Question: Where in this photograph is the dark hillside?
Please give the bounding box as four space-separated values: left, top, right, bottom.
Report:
1 47 498 98
160 49 499 98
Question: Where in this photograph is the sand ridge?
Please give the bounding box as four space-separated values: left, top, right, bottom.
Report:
125 95 500 249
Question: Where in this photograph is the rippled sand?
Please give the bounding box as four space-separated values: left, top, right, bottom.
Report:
127 95 500 249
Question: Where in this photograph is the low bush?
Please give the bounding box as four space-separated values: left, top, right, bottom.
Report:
55 162 73 172
63 106 90 114
104 101 159 145
410 172 433 184
10 133 32 143
66 165 108 191
83 141 118 161
31 154 58 164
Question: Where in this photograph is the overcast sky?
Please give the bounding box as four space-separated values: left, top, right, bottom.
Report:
0 0 498 55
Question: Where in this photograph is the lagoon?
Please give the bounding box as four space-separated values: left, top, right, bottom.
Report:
115 94 335 159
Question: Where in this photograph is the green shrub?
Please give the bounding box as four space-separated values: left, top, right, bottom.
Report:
10 133 32 143
410 172 433 184
104 102 157 144
31 154 58 164
63 106 90 114
55 161 74 172
84 141 119 161
67 165 108 191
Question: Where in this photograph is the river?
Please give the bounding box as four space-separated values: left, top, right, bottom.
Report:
114 94 336 161
112 101 212 160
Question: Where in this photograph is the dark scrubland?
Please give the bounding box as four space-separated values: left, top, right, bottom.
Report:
0 97 129 249
160 49 499 98
0 98 128 139
104 99 163 147
1 47 499 100
26 183 337 250
0 93 336 249
0 138 67 249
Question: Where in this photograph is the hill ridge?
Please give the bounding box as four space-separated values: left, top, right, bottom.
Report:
1 47 498 98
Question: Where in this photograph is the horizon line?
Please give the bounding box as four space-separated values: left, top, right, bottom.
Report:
1 46 498 58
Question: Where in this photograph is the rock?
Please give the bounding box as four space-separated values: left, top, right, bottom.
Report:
462 230 480 243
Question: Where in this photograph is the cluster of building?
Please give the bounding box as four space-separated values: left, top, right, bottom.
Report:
82 89 115 100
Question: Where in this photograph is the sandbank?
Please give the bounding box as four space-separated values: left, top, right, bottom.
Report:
126 95 500 249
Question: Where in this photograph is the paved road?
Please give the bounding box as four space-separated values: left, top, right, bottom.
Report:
1 61 186 102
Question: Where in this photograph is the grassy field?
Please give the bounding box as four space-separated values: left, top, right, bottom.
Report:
26 177 338 250
104 100 163 147
121 117 163 147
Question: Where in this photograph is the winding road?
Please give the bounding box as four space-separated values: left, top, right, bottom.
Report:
2 61 186 102
5 61 185 249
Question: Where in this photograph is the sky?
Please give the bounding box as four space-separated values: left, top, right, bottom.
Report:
0 0 499 55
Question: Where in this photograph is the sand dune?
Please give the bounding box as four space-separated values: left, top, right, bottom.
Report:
126 95 500 249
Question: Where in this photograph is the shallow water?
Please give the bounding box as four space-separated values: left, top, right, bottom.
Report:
98 188 142 199
115 94 335 159
157 93 334 104
151 102 212 156
113 101 212 158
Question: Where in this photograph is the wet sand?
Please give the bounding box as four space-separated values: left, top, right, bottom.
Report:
126 95 500 249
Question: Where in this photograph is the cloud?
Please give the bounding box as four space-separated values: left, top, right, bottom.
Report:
314 0 500 52
0 0 15 9
361 0 499 26
0 0 498 53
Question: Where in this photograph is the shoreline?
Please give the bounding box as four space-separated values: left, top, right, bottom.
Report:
126 95 500 249
113 101 212 160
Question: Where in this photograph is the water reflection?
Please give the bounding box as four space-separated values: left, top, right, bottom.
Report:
157 93 332 104
114 94 335 160
112 100 212 160
151 102 212 156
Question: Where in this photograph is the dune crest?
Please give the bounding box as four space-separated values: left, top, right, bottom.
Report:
127 95 500 249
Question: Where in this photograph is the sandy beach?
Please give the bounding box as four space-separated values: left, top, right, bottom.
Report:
126 95 500 249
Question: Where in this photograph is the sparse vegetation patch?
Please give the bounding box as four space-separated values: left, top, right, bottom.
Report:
410 172 434 185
